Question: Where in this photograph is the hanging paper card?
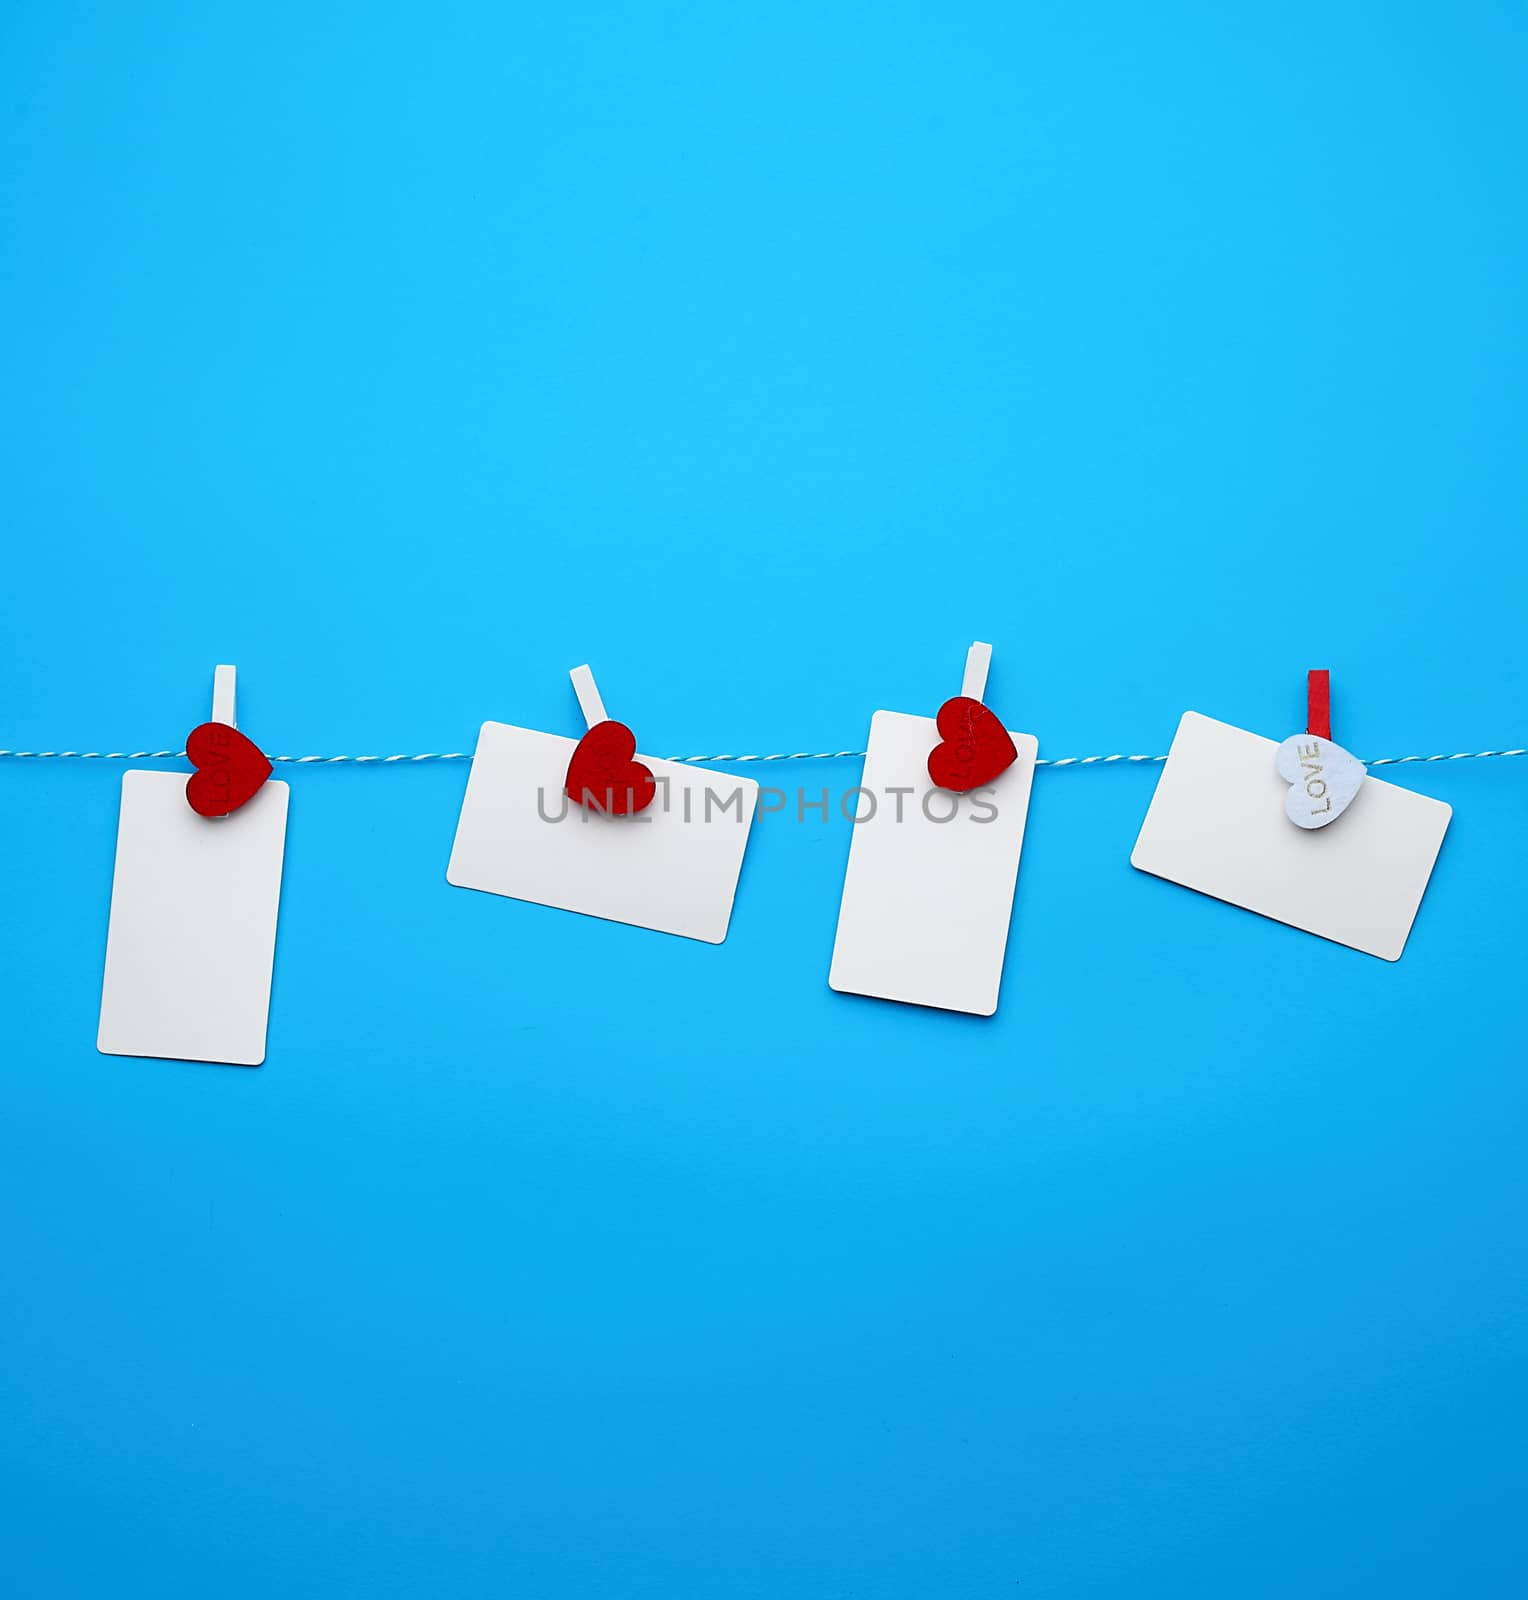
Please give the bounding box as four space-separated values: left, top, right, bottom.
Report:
447 721 756 944
829 710 1037 1015
1131 711 1450 961
829 642 1038 1018
98 770 289 1065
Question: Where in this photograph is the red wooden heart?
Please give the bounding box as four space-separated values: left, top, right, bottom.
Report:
185 722 273 817
565 720 657 816
927 696 1017 793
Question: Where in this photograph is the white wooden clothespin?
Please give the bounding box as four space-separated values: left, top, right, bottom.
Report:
202 664 240 821
569 663 609 729
211 664 238 728
961 641 992 703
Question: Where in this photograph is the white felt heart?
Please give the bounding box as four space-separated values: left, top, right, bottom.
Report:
1275 734 1366 830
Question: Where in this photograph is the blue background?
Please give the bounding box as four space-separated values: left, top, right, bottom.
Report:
3 4 1526 1595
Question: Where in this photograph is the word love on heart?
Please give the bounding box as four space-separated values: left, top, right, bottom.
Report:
927 697 1017 793
1274 734 1366 830
565 720 657 816
185 722 273 818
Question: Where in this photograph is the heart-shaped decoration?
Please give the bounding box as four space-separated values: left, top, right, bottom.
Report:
927 696 1018 793
565 720 657 816
1275 734 1366 830
185 722 273 817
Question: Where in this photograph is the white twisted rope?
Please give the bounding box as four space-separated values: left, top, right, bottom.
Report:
1 746 1524 768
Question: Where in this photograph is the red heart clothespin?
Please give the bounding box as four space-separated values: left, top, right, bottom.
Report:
927 641 1018 792
185 664 273 818
563 664 657 816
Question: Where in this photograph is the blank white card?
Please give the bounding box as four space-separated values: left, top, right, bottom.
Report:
829 710 1038 1015
1131 711 1451 960
447 721 756 944
98 770 288 1066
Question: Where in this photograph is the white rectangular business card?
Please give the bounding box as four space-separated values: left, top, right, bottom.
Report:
1131 711 1451 960
828 710 1038 1016
98 769 289 1065
446 720 757 944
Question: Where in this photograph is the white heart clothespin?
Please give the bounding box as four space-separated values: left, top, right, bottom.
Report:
1274 669 1366 830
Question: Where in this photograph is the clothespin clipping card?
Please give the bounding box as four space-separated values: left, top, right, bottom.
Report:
98 665 289 1065
1131 675 1451 961
184 663 273 817
925 641 1019 793
447 664 757 944
829 642 1038 1016
1273 670 1366 829
564 665 657 816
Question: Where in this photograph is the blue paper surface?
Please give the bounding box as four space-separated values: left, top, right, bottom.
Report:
2 4 1526 1595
